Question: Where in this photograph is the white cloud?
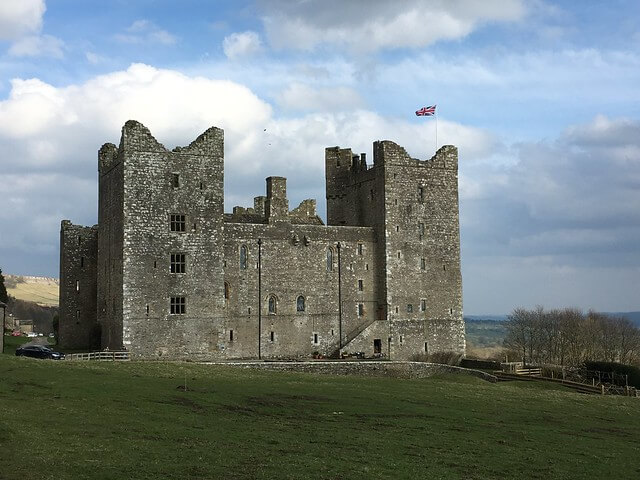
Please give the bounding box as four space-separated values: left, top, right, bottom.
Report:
0 0 45 40
115 20 177 45
0 63 494 277
276 83 364 112
259 0 527 52
8 34 64 58
223 31 263 59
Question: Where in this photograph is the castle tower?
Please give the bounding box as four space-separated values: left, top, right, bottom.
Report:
325 141 464 359
97 121 226 358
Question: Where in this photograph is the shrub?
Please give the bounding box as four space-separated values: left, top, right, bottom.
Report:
583 361 640 388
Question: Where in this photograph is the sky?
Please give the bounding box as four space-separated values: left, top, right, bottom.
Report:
0 0 639 315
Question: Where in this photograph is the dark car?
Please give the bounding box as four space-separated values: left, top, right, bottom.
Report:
15 345 65 360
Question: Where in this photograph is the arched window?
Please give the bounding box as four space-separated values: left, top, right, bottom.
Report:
326 248 333 271
240 245 248 270
296 295 305 312
224 282 230 301
268 295 277 314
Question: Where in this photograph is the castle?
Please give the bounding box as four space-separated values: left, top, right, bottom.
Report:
59 120 465 360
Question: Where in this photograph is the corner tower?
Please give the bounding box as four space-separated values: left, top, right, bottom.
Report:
98 121 225 358
325 141 464 359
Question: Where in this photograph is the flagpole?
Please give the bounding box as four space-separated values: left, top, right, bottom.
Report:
435 113 438 152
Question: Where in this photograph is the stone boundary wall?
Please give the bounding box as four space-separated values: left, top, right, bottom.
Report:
200 360 498 382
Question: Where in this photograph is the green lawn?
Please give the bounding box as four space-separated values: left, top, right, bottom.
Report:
1 357 639 479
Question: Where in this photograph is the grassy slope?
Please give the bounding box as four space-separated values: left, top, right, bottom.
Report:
6 277 59 306
1 358 639 479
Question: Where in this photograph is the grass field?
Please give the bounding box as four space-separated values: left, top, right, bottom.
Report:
5 275 59 306
1 357 639 480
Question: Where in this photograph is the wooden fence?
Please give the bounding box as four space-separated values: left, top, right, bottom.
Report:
67 351 129 361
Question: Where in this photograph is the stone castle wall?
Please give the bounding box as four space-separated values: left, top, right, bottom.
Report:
59 121 465 360
59 221 99 349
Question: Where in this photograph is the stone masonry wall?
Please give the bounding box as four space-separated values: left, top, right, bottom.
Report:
60 121 465 360
118 121 226 360
59 221 99 349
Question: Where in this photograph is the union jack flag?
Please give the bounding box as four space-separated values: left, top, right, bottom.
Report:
415 105 436 116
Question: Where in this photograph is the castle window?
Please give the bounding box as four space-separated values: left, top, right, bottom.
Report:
80 257 84 268
313 333 319 345
240 245 248 270
268 295 277 314
172 173 179 189
146 304 149 315
421 258 426 270
400 335 404 345
357 243 363 255
76 280 80 292
358 280 363 291
421 299 427 312
425 342 428 353
365 263 369 270
170 253 186 274
369 189 374 201
407 304 413 313
450 308 453 315
418 186 424 203
326 248 333 271
358 303 364 316
395 306 399 313
270 331 275 342
397 251 401 259
154 261 157 269
443 264 446 272
296 295 305 312
229 329 234 342
170 296 186 315
224 282 230 301
76 309 80 322
419 222 425 239
200 182 204 190
395 225 399 232
170 214 186 232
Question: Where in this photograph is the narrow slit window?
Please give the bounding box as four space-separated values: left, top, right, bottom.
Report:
296 295 305 312
358 243 363 255
326 248 333 271
313 333 319 345
76 280 80 292
419 222 425 238
224 282 230 300
240 245 248 270
418 186 424 203
421 258 426 270
145 304 149 315
172 173 179 189
397 251 401 259
358 303 364 316
270 331 275 342
268 295 277 314
358 279 363 291
229 329 234 342
421 299 427 312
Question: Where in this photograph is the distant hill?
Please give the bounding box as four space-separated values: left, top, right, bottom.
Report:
605 312 640 327
5 274 59 307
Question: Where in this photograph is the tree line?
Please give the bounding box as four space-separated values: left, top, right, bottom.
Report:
504 306 640 366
